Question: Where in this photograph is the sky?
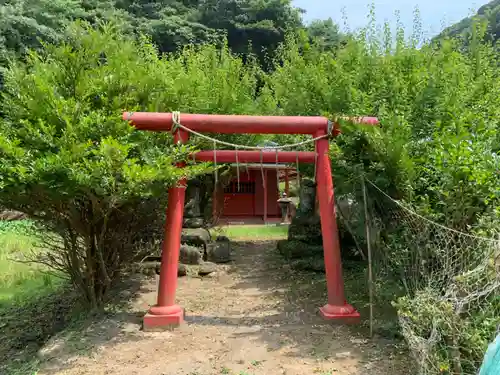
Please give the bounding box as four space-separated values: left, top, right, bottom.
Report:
292 0 487 38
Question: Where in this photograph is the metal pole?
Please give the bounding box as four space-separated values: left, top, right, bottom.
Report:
362 176 374 338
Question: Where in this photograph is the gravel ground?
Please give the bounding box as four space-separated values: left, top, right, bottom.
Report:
37 241 409 375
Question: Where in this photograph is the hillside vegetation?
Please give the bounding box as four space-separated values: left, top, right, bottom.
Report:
0 2 499 374
0 0 343 74
437 0 500 43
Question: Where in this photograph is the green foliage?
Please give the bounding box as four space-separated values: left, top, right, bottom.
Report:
0 220 58 309
437 0 500 44
0 4 498 372
266 18 500 231
196 0 301 64
396 289 500 375
0 219 36 235
0 0 304 71
306 18 343 52
263 15 500 374
218 225 288 241
0 21 214 307
0 0 123 65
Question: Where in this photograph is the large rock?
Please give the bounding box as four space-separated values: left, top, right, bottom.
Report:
133 261 158 276
207 238 231 263
179 244 203 265
133 260 188 277
177 263 188 277
183 217 205 228
290 257 325 272
198 262 217 276
277 240 323 259
296 178 316 217
181 228 211 250
287 215 322 245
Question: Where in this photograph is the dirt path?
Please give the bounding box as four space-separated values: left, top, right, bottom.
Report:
39 241 408 375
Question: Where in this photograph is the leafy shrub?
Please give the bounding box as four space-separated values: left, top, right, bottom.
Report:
0 22 212 307
396 288 500 375
264 14 500 374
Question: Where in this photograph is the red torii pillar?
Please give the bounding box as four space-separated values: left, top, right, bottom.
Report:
123 112 379 330
144 128 189 327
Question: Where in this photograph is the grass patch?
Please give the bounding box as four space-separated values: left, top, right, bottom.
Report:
0 220 71 375
0 220 148 375
0 221 61 308
218 224 288 241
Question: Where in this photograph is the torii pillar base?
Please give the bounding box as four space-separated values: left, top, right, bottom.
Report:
319 303 360 323
143 305 184 331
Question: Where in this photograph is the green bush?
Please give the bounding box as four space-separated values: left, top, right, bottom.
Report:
0 22 212 307
0 19 281 308
396 288 500 375
267 18 500 230
263 15 500 374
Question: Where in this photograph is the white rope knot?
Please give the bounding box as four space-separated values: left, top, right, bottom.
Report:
172 111 181 134
327 120 334 136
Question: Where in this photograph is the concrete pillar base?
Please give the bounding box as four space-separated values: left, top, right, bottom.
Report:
319 303 360 322
143 305 184 331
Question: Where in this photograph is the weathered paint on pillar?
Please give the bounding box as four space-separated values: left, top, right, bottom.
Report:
314 131 360 321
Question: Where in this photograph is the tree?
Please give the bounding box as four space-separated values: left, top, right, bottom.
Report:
436 0 500 44
0 0 117 59
0 17 277 306
113 0 220 53
193 0 303 66
0 22 208 307
306 18 343 51
0 0 305 67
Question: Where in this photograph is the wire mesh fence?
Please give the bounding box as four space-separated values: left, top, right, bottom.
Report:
337 176 500 375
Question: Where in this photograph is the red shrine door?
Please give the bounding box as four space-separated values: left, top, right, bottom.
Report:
223 173 255 216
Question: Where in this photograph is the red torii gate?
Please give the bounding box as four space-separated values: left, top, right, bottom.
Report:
123 112 378 330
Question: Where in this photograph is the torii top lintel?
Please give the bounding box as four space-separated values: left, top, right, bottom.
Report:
123 112 379 135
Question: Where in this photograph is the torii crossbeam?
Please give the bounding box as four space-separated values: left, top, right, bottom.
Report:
123 112 378 330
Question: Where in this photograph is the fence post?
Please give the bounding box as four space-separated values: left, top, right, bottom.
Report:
362 176 374 338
